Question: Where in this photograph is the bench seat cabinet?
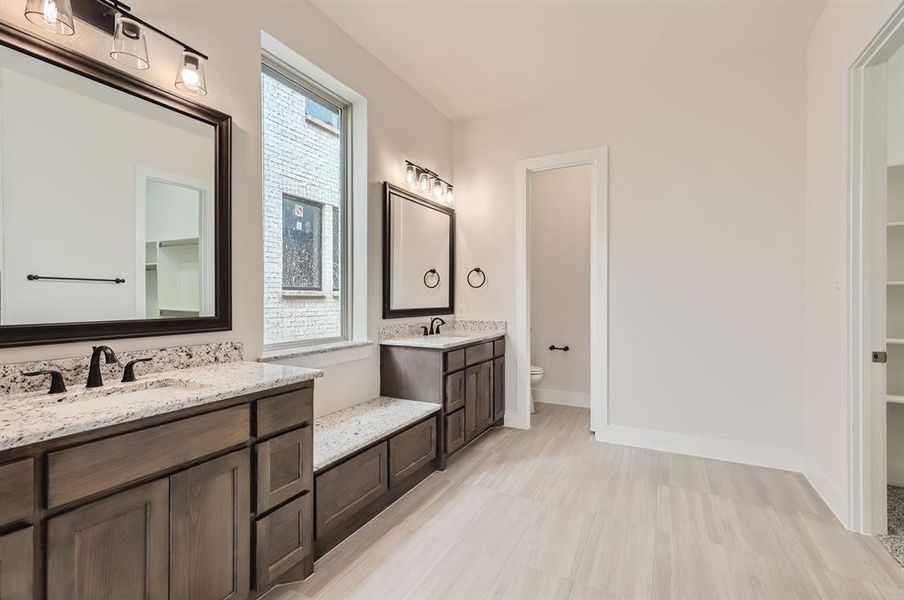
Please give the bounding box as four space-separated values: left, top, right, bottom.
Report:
380 335 505 457
0 379 315 600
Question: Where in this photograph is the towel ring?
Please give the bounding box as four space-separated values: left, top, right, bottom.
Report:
467 267 486 289
423 268 440 289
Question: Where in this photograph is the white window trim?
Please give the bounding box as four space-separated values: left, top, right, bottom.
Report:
261 31 368 360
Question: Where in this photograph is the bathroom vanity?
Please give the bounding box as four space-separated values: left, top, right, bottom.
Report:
381 331 505 460
0 360 320 600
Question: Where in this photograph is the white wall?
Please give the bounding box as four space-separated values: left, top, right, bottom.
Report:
529 165 591 408
0 1 453 418
0 48 212 325
454 15 810 464
804 0 900 525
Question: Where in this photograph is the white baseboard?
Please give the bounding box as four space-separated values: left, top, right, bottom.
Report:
800 457 848 528
532 388 590 408
594 424 801 473
888 461 904 487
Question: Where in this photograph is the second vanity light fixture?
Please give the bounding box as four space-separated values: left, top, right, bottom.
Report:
405 160 454 205
23 0 209 96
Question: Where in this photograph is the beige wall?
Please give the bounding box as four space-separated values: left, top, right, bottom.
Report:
803 0 899 525
454 14 809 458
529 165 591 406
0 1 453 417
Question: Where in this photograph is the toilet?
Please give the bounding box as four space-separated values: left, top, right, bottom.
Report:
530 365 544 413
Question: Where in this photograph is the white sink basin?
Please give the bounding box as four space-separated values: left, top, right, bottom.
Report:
45 379 203 416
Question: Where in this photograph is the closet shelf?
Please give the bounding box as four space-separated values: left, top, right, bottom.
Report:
888 395 904 405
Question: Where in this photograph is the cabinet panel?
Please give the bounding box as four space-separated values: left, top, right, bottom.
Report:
255 493 312 592
256 426 312 513
465 342 493 366
465 362 494 442
493 338 505 357
47 479 169 600
0 458 33 528
493 357 505 422
257 387 313 438
445 349 465 372
389 419 437 487
315 443 388 537
170 449 250 600
444 370 465 412
47 405 249 509
0 527 33 600
445 409 465 455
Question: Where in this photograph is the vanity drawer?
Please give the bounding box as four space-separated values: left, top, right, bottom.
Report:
445 349 465 372
465 342 494 366
389 418 437 488
445 370 465 412
494 338 506 357
255 492 312 591
0 458 33 527
256 425 313 513
315 443 388 537
445 409 466 455
257 386 314 438
47 405 250 509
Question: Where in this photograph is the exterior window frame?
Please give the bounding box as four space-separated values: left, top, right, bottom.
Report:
262 53 356 353
281 194 324 293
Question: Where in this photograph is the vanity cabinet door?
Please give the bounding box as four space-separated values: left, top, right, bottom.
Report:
445 409 466 455
170 449 250 600
0 527 33 600
47 479 169 600
493 357 505 422
465 362 494 442
445 371 465 412
256 426 313 513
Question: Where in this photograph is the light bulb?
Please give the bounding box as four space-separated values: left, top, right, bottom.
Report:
406 164 417 185
43 0 58 26
433 178 444 199
418 172 431 193
175 51 208 96
445 185 454 205
24 0 74 35
181 66 200 88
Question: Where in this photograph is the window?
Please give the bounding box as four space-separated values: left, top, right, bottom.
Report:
282 196 322 291
262 60 349 349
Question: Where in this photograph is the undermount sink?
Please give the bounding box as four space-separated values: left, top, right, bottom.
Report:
45 379 204 416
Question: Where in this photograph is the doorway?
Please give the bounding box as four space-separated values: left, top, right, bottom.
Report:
513 147 608 431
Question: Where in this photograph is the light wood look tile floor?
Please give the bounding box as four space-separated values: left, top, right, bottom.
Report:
265 404 904 599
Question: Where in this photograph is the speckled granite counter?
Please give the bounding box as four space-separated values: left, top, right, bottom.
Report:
0 361 322 452
314 397 440 471
379 330 504 350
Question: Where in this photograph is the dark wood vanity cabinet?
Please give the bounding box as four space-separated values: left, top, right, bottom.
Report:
0 381 315 600
381 335 505 459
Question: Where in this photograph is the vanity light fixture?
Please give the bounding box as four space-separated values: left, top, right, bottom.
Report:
110 13 148 70
24 0 74 35
405 160 454 205
23 0 210 95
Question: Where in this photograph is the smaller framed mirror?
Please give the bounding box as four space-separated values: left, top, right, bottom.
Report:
383 182 455 318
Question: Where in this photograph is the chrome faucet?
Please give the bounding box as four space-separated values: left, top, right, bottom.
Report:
87 345 119 388
429 317 446 335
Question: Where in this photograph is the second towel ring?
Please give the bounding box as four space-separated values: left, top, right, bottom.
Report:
423 268 440 289
467 267 486 289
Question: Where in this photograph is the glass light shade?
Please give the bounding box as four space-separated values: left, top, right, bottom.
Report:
110 15 149 70
24 0 74 36
432 178 444 199
175 51 208 96
417 172 431 193
444 185 454 205
405 163 417 185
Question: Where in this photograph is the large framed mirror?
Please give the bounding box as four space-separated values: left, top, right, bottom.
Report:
0 23 231 348
383 182 454 319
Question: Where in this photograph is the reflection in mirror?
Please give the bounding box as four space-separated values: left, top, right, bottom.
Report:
0 42 216 326
384 183 454 318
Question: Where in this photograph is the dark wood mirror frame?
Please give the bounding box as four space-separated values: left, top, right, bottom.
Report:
382 182 455 319
0 21 231 348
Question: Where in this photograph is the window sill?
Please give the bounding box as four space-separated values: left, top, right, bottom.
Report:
304 115 340 135
282 289 328 298
259 340 374 367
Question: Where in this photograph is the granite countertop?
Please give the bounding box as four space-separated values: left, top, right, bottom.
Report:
0 361 322 452
314 397 440 471
379 330 504 350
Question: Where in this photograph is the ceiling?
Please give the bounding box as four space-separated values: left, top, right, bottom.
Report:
311 0 826 122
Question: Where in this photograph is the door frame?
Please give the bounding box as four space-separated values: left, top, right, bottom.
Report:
849 4 904 535
512 146 608 431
